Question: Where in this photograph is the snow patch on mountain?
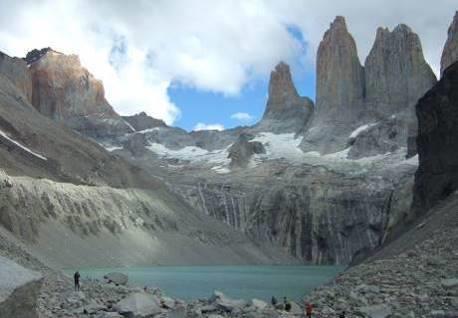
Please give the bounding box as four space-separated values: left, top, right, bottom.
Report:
349 123 377 139
0 129 47 160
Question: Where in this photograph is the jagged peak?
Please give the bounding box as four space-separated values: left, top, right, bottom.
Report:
375 24 415 40
393 24 413 34
330 16 347 31
24 47 65 65
268 61 297 100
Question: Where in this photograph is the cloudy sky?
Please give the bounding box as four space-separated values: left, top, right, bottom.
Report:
0 0 455 130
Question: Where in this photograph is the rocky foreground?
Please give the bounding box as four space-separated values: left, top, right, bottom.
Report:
0 270 307 318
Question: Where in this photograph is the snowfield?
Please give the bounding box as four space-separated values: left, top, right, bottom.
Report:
143 132 417 173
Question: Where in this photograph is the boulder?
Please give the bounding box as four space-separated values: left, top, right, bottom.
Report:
210 290 247 312
168 304 186 318
359 304 392 318
114 292 161 318
104 272 128 286
441 278 458 289
250 298 268 311
160 296 176 309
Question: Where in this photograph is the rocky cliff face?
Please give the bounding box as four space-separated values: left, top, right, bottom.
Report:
256 62 314 133
28 48 133 139
171 156 416 265
441 11 458 76
315 16 365 123
0 52 32 102
413 61 458 217
365 25 436 115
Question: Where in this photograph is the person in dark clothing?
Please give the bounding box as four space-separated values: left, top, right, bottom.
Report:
339 311 346 318
283 297 291 312
271 296 278 306
74 271 81 291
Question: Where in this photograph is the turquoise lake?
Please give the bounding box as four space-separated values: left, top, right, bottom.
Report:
72 266 344 302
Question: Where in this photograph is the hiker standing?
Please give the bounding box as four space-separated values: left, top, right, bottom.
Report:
305 302 313 318
74 271 81 291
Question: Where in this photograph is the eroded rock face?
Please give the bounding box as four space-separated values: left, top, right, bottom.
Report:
228 134 265 169
28 49 132 138
0 51 32 102
365 25 436 115
413 61 458 216
257 62 314 133
174 161 416 265
441 12 458 76
315 16 365 123
122 112 167 131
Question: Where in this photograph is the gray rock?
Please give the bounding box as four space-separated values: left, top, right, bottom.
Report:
228 134 265 169
114 292 161 317
104 272 128 286
441 278 458 289
160 296 176 309
250 299 268 311
441 12 458 76
211 290 247 312
168 304 186 318
359 304 392 318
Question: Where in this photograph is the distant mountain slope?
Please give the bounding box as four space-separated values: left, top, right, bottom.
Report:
0 51 289 268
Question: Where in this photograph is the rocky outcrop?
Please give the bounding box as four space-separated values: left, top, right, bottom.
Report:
0 51 32 102
315 16 365 123
413 61 458 217
441 12 458 76
28 48 133 139
122 112 167 131
347 116 410 159
365 25 436 115
256 62 314 133
228 134 265 169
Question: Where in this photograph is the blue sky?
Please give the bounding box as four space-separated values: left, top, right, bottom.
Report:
170 61 316 132
170 26 316 132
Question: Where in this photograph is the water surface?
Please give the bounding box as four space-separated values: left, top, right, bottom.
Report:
72 265 344 302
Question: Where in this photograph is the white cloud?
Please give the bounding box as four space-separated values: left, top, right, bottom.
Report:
231 112 254 122
193 123 225 131
0 0 456 124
